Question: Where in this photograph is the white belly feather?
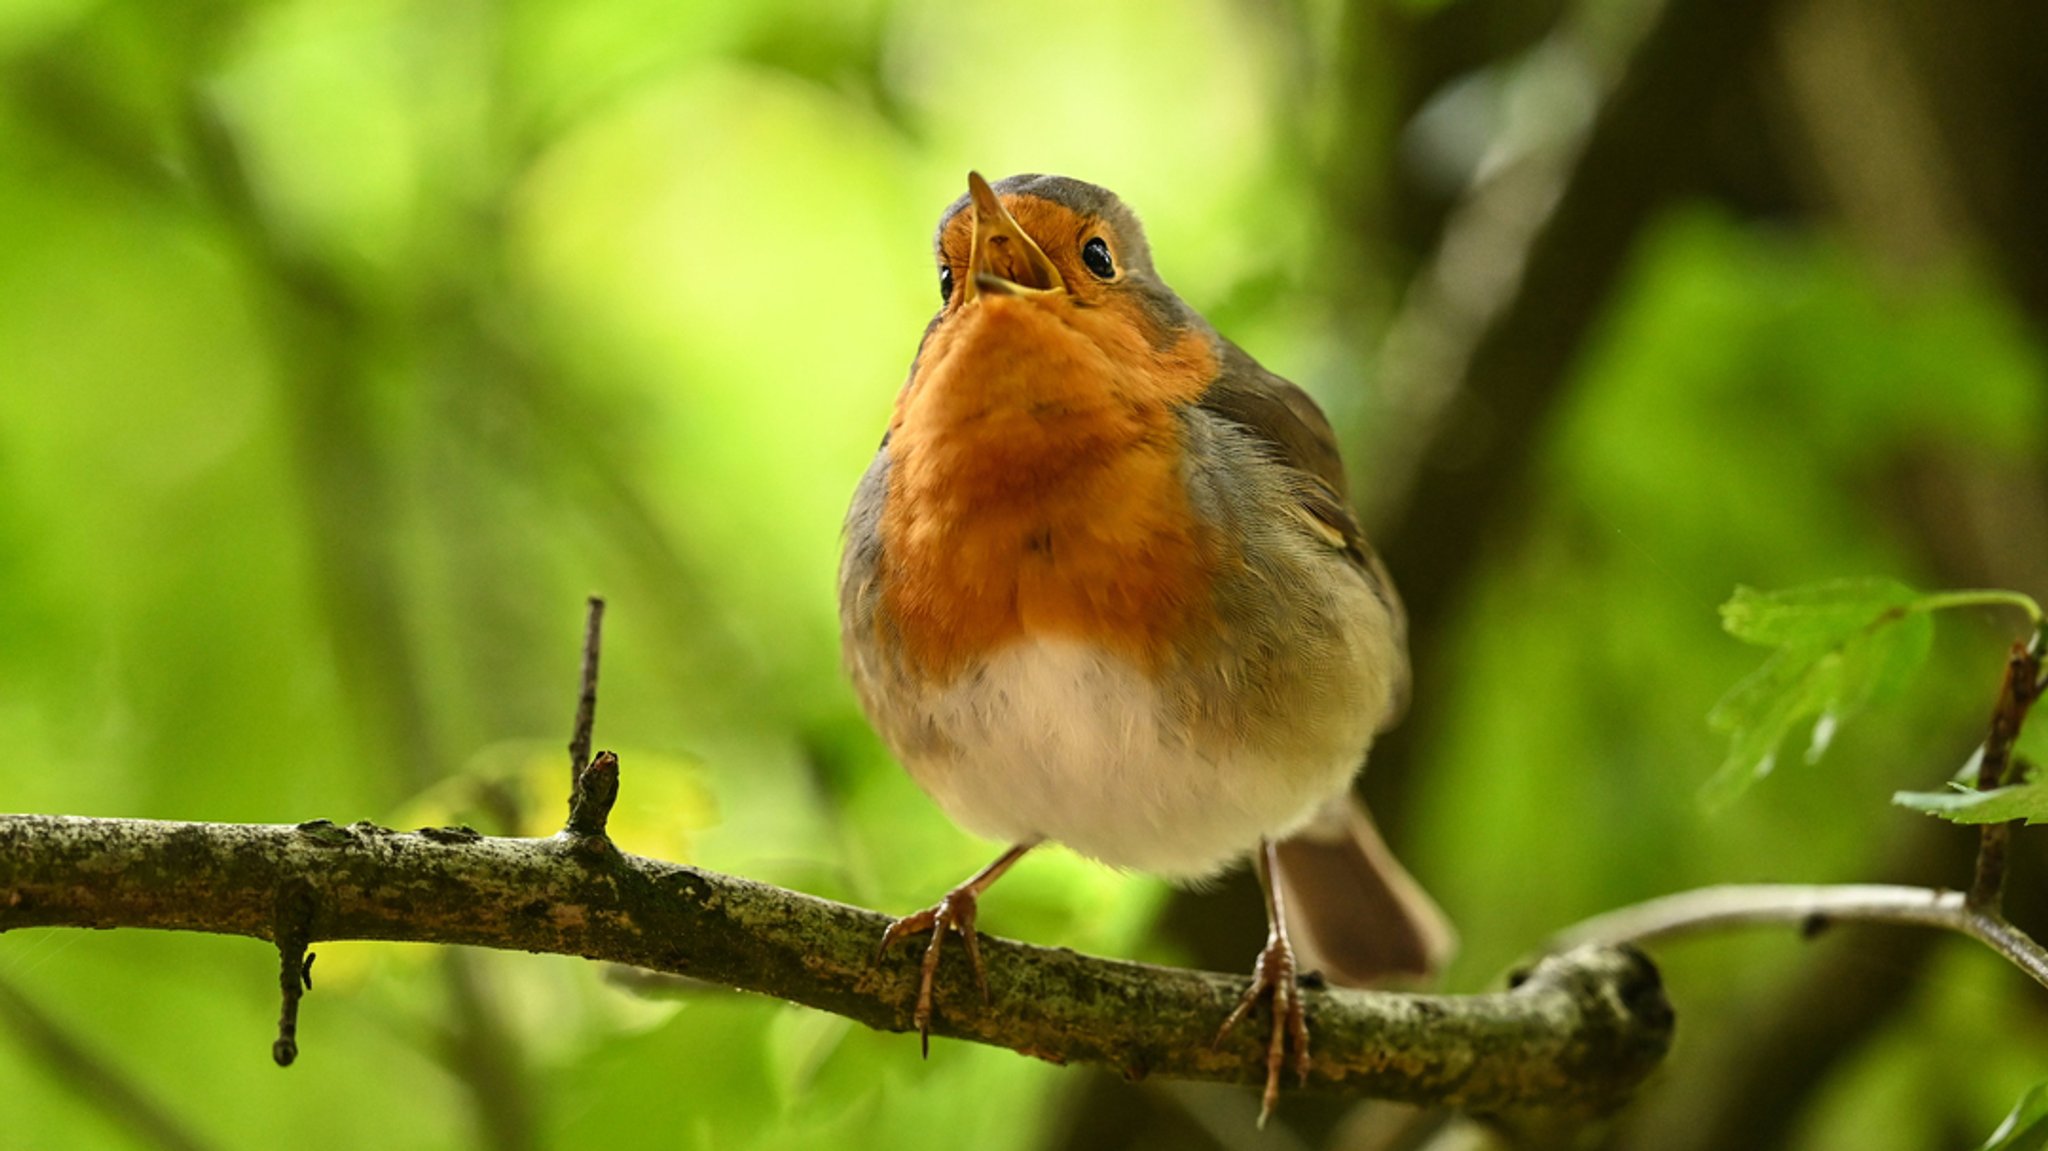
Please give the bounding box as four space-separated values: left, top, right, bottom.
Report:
901 637 1368 878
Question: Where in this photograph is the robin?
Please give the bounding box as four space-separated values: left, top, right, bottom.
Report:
839 171 1455 1122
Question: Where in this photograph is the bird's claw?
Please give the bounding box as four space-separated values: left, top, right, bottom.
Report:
1212 931 1310 1128
876 886 988 1057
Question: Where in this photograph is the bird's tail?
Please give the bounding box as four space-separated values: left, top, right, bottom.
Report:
1274 794 1456 987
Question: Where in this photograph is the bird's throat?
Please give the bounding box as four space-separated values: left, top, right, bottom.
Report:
878 298 1222 682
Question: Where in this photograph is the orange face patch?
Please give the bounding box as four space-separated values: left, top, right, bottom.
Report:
933 195 1143 313
879 197 1223 682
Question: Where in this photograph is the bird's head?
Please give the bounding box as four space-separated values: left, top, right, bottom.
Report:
924 171 1198 353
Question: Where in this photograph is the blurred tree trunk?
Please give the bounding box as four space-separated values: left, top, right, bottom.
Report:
1598 1 2048 1147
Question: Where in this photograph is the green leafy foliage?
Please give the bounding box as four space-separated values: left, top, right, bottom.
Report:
1895 709 2048 824
1720 579 1921 646
1980 1082 2048 1151
1705 579 1934 804
1894 768 2048 825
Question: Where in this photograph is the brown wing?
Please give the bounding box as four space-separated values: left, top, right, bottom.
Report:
1197 338 1411 723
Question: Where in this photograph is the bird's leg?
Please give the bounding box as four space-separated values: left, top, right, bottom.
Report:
876 842 1033 1055
1213 837 1309 1128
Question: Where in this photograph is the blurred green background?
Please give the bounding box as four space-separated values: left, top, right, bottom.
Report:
3 1 2047 1148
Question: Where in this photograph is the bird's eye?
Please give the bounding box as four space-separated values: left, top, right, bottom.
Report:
938 265 954 302
1082 237 1115 280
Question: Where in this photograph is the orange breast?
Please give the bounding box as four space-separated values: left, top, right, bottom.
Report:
879 294 1222 683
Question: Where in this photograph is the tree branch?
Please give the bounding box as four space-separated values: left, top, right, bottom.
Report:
0 813 1671 1115
1551 882 2048 991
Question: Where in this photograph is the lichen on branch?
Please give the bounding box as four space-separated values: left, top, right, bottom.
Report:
0 812 1671 1115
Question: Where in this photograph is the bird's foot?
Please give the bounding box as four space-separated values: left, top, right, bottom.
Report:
1213 929 1310 1128
876 884 989 1057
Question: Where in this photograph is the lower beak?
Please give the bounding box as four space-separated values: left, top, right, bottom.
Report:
965 171 1066 301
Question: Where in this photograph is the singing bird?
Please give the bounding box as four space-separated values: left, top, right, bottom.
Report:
839 172 1454 1119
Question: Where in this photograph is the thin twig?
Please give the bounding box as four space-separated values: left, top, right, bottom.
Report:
563 595 615 840
1551 882 2048 992
1968 633 2045 910
271 882 314 1067
567 595 606 786
565 751 620 840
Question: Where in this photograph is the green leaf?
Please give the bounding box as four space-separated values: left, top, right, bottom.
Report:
1719 578 1921 646
1705 579 1934 805
1894 773 2048 824
1979 1082 2048 1151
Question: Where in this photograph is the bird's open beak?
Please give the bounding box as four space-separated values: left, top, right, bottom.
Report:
965 171 1065 302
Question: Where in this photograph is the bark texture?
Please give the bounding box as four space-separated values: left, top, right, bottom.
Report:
0 813 1671 1115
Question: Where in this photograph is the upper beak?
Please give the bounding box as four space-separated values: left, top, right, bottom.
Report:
964 171 1066 301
